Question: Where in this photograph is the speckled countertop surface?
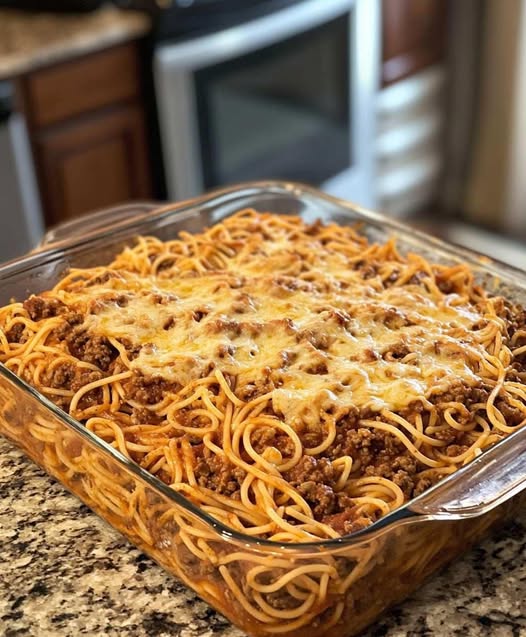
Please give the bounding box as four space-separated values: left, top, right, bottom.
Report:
1 438 525 637
0 5 151 80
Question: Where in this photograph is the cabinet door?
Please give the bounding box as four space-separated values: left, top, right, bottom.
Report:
36 103 152 225
382 0 447 86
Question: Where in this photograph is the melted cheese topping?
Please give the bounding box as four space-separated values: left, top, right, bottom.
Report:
56 222 491 425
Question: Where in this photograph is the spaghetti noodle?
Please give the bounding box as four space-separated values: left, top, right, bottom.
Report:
1 210 526 632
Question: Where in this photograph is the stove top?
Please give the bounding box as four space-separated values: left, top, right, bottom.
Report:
115 0 305 40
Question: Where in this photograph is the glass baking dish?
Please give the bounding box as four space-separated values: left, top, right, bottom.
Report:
1 181 525 637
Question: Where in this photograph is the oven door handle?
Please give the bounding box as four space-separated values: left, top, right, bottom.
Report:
155 0 356 69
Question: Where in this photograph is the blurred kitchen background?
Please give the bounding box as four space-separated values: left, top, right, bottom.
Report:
0 0 525 269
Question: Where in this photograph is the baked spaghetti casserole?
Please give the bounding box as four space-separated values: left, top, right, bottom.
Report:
1 209 525 632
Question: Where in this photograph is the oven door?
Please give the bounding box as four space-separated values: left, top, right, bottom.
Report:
154 0 379 207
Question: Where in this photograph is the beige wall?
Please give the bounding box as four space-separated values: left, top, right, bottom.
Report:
463 0 526 231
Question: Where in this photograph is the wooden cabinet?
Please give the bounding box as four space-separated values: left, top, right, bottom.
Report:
36 104 151 223
16 41 153 226
382 0 447 86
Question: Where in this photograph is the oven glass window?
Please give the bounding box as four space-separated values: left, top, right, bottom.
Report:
195 14 350 188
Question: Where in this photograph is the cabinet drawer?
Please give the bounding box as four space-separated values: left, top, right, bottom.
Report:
24 43 141 127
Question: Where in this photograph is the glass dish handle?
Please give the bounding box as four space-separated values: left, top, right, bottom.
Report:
36 201 162 250
410 425 526 519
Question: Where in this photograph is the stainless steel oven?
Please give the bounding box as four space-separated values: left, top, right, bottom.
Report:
154 0 380 207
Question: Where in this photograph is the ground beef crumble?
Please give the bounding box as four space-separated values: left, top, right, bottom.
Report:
285 455 337 487
66 328 117 371
249 425 296 458
5 322 26 343
124 375 179 404
38 361 103 409
321 508 373 535
194 453 247 498
283 456 361 524
23 295 66 321
427 381 491 407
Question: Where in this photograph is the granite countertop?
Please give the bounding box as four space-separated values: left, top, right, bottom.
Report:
0 5 151 81
0 438 525 637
